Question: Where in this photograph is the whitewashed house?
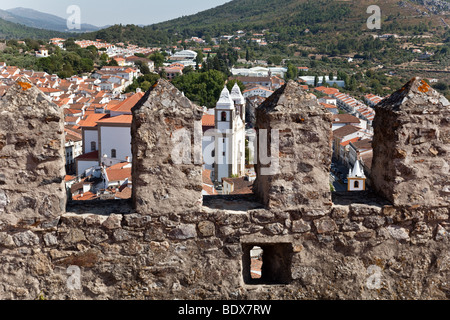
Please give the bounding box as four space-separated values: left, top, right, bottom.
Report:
243 86 274 98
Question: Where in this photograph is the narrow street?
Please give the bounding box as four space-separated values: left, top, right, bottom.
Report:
330 161 350 192
330 171 347 192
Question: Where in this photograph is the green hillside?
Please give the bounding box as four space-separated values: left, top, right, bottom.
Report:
155 0 351 35
0 17 70 40
82 0 449 46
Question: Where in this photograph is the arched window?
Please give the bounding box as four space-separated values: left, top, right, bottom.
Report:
111 149 117 158
221 111 227 122
354 181 359 188
90 141 96 152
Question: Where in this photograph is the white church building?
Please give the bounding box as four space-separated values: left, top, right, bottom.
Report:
206 84 246 184
347 160 366 191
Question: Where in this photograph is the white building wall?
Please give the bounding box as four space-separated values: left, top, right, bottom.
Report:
99 126 132 163
232 119 246 177
223 181 233 195
202 135 215 172
77 160 99 176
349 179 365 191
84 129 98 153
243 89 273 98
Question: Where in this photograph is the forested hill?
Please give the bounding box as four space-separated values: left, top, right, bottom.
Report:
0 17 70 40
83 0 352 45
154 0 351 35
82 0 449 46
1 0 448 45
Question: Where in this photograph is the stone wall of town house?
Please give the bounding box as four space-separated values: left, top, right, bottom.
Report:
0 79 448 300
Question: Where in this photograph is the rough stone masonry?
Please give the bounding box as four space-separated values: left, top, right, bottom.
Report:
0 78 448 300
0 78 66 227
131 79 204 215
253 81 333 210
372 77 450 207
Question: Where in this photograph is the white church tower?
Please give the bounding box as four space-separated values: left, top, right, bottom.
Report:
348 160 366 191
214 84 247 183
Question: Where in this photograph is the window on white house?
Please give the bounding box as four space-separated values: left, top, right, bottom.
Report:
91 141 96 152
111 149 117 158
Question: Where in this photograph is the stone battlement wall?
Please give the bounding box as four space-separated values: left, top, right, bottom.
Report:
0 198 448 299
0 78 448 300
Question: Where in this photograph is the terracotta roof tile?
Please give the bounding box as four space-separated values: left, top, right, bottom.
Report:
72 191 98 201
333 114 361 124
78 113 108 128
109 92 144 113
333 125 361 138
350 139 372 151
320 102 337 109
202 114 215 127
65 175 76 182
202 184 218 195
340 137 360 146
106 167 132 182
202 169 213 185
222 177 253 195
75 150 99 161
115 186 132 199
96 114 132 125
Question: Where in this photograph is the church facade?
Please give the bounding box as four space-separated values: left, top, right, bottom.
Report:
213 84 247 183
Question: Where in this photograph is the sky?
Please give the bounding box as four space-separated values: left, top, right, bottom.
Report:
0 0 231 27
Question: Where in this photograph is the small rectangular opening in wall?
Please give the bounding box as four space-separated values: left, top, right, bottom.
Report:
242 243 293 285
250 246 263 280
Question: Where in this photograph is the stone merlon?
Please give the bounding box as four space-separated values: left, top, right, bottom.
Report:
131 79 204 215
0 78 66 226
253 80 333 210
372 77 450 207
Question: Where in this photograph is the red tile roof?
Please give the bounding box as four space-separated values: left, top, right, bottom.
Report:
75 150 99 161
72 191 98 201
108 162 132 170
340 137 360 147
78 113 108 128
202 114 215 127
222 177 253 195
115 186 132 199
350 139 372 151
202 184 218 195
333 114 361 124
315 86 340 96
96 114 132 125
106 167 132 182
202 169 213 185
109 92 144 113
320 102 337 109
65 175 76 182
333 125 361 138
